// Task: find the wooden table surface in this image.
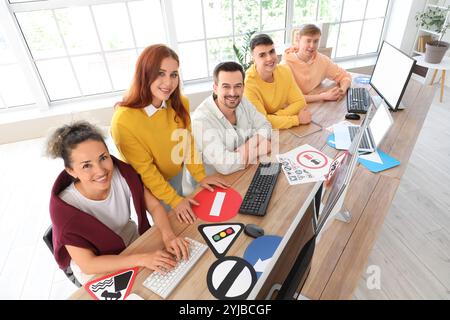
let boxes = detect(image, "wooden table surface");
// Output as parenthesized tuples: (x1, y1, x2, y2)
(70, 76, 435, 300)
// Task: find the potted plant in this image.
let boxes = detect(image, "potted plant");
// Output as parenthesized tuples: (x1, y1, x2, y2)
(233, 30, 256, 71)
(415, 5, 450, 63)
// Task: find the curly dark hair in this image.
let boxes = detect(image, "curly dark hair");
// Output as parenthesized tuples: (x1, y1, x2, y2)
(46, 121, 106, 168)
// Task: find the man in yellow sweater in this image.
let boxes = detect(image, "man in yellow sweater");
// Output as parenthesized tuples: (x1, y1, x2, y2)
(282, 24, 352, 103)
(244, 34, 311, 130)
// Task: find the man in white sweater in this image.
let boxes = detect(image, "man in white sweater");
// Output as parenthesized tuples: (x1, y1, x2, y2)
(191, 61, 272, 175)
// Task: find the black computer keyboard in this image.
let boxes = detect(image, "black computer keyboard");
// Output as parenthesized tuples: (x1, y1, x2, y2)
(347, 87, 370, 113)
(239, 162, 281, 216)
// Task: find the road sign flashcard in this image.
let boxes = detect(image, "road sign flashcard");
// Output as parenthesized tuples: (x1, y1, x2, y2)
(276, 144, 333, 185)
(193, 187, 242, 222)
(207, 256, 257, 300)
(85, 267, 138, 300)
(198, 223, 244, 258)
(243, 235, 282, 279)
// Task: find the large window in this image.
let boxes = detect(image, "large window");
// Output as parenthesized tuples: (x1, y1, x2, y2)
(308, 0, 390, 59)
(10, 0, 166, 102)
(173, 0, 287, 81)
(1, 0, 390, 110)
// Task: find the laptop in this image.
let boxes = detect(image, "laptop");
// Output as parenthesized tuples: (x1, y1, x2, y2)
(334, 101, 394, 153)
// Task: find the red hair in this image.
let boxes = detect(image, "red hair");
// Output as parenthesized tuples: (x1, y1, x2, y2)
(116, 44, 189, 128)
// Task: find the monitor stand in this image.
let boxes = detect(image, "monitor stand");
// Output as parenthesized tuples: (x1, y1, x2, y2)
(266, 284, 311, 300)
(335, 208, 352, 223)
(396, 102, 406, 110)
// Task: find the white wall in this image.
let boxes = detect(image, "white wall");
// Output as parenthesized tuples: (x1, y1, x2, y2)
(385, 0, 426, 52)
(0, 88, 211, 144)
(386, 0, 450, 87)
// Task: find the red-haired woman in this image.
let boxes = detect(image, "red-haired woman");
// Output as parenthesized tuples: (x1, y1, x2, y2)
(111, 44, 229, 224)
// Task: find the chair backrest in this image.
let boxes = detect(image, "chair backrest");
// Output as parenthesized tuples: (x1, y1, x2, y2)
(43, 225, 82, 288)
(43, 225, 54, 253)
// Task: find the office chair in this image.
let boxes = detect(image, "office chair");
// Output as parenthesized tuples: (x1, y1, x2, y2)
(43, 225, 82, 288)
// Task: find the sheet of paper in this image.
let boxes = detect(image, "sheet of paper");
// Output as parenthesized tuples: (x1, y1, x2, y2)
(276, 144, 332, 185)
(333, 124, 352, 150)
(359, 150, 383, 164)
(326, 120, 352, 132)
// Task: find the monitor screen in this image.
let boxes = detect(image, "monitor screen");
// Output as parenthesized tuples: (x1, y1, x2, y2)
(316, 105, 374, 233)
(370, 41, 416, 111)
(273, 182, 324, 300)
(247, 181, 323, 300)
(369, 101, 393, 146)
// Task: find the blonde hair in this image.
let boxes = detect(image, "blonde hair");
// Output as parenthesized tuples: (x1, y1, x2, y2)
(299, 24, 322, 37)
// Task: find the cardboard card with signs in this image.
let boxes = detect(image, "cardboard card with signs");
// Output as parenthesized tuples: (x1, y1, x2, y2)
(207, 256, 257, 300)
(192, 187, 242, 223)
(276, 144, 333, 185)
(198, 223, 244, 258)
(85, 267, 138, 300)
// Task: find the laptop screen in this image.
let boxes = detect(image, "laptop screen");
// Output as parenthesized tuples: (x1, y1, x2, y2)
(369, 102, 393, 146)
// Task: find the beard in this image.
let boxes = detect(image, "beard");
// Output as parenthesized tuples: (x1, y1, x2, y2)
(222, 95, 241, 109)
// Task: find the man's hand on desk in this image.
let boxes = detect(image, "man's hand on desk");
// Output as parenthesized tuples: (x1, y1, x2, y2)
(298, 107, 312, 125)
(257, 136, 272, 156)
(163, 234, 190, 261)
(320, 86, 346, 101)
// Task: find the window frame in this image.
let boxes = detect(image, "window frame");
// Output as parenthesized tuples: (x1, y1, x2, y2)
(1, 0, 392, 112)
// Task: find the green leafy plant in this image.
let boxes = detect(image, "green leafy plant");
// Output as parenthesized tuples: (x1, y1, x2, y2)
(415, 5, 450, 44)
(233, 30, 256, 71)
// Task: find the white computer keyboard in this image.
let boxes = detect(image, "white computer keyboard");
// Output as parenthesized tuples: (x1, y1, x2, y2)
(142, 237, 208, 299)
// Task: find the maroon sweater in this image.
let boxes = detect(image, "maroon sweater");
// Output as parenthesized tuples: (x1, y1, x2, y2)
(50, 156, 150, 270)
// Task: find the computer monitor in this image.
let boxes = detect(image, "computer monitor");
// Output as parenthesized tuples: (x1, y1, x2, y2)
(246, 181, 324, 300)
(247, 108, 373, 300)
(316, 104, 374, 235)
(370, 41, 416, 111)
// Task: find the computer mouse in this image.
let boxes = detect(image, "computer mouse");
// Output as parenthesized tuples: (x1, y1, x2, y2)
(345, 113, 361, 120)
(244, 224, 264, 238)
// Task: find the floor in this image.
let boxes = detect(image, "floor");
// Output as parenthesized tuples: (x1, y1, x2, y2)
(353, 89, 450, 299)
(0, 90, 449, 300)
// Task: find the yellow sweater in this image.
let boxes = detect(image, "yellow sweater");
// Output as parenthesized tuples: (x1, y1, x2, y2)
(244, 64, 307, 129)
(111, 96, 206, 208)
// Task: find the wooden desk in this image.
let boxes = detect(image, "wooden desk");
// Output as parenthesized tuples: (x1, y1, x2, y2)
(70, 78, 435, 300)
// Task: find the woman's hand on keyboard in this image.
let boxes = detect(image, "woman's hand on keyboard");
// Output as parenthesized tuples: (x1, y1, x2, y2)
(141, 250, 178, 274)
(163, 236, 190, 261)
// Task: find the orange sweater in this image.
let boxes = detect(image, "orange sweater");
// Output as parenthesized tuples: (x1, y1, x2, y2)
(282, 47, 352, 94)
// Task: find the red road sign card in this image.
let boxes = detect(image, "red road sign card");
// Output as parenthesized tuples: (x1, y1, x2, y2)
(193, 187, 242, 222)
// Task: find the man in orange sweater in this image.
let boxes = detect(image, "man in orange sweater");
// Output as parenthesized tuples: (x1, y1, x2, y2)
(282, 24, 352, 103)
